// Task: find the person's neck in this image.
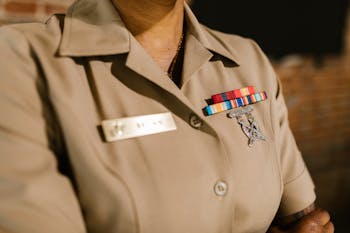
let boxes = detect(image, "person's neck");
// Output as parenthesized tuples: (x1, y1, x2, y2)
(111, 0, 185, 73)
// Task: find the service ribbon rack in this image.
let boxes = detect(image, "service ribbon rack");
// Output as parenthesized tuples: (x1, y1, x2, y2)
(204, 86, 268, 116)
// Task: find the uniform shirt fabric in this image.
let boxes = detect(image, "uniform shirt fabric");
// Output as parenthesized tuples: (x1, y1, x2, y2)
(0, 0, 316, 232)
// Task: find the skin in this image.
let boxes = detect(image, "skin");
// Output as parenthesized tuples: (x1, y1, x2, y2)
(268, 207, 334, 233)
(111, 0, 184, 73)
(111, 1, 334, 232)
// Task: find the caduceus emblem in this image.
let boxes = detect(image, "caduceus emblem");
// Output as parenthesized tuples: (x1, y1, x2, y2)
(228, 106, 266, 147)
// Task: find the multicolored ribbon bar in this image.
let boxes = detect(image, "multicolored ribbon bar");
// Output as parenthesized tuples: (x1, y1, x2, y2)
(205, 91, 267, 116)
(211, 86, 256, 104)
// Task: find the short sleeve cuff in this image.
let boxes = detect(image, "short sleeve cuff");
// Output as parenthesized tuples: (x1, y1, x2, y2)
(278, 167, 316, 217)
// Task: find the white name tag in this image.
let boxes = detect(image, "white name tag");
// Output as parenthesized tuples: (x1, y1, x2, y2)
(101, 112, 177, 142)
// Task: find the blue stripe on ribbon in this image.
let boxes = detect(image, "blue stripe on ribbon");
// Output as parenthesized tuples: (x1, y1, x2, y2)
(221, 93, 227, 101)
(225, 101, 232, 110)
(245, 95, 251, 104)
(236, 98, 243, 107)
(206, 106, 213, 115)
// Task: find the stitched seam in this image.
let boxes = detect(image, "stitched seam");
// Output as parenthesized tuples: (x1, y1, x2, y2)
(284, 166, 306, 186)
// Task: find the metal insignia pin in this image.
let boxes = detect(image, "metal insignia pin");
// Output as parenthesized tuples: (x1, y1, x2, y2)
(227, 106, 266, 147)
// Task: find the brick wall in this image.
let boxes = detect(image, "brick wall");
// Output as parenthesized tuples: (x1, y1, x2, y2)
(0, 0, 349, 230)
(272, 10, 350, 230)
(275, 55, 350, 226)
(0, 0, 73, 24)
(275, 14, 350, 157)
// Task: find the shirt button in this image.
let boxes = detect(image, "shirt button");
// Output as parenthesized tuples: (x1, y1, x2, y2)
(214, 180, 228, 197)
(189, 114, 203, 129)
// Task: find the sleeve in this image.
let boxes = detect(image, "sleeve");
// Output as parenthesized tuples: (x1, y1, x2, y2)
(271, 76, 316, 217)
(0, 27, 87, 233)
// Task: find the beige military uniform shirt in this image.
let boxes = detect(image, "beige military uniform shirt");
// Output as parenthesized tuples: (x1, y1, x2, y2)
(0, 0, 316, 232)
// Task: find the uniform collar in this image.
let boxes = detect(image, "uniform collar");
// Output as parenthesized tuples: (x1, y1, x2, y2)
(58, 0, 240, 65)
(59, 0, 129, 56)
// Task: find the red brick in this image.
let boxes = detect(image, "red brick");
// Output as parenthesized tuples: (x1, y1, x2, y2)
(45, 4, 67, 15)
(4, 1, 37, 14)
